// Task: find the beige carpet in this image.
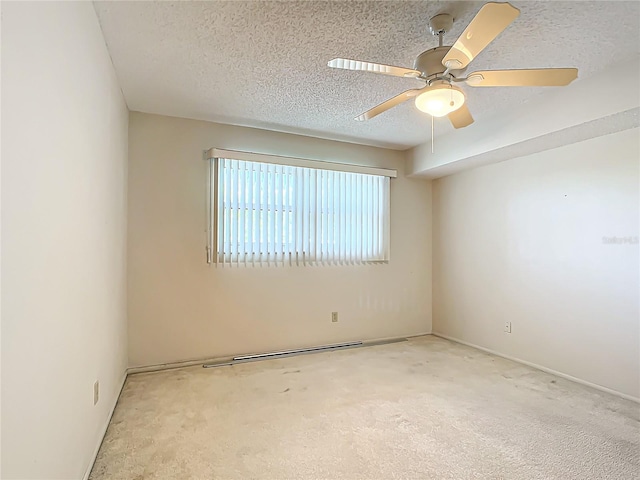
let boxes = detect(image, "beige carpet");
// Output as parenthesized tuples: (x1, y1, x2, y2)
(90, 335, 640, 479)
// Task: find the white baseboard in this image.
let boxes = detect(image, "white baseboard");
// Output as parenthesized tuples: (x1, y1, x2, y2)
(127, 331, 433, 375)
(432, 332, 640, 404)
(82, 372, 128, 480)
(127, 356, 233, 375)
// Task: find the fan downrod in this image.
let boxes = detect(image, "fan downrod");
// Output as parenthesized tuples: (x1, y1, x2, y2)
(428, 13, 453, 46)
(413, 14, 457, 79)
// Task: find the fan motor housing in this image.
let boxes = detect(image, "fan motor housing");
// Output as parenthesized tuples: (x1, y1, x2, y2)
(414, 46, 465, 79)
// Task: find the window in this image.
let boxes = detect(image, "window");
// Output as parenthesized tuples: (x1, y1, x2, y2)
(207, 150, 394, 266)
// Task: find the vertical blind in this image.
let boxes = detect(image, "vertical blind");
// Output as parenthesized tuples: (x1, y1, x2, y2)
(211, 157, 391, 266)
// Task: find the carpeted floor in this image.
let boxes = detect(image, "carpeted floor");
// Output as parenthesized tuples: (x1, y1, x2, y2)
(89, 335, 639, 479)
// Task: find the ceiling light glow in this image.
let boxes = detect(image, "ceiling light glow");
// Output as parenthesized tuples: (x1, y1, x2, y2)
(415, 84, 465, 117)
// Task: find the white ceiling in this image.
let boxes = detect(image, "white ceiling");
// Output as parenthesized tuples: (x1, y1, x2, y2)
(94, 1, 640, 150)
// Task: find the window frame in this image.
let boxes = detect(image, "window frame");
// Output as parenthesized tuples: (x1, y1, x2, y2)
(205, 149, 396, 266)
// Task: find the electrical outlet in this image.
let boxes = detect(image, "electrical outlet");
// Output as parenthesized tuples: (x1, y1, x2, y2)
(93, 381, 99, 405)
(331, 312, 338, 323)
(504, 321, 512, 334)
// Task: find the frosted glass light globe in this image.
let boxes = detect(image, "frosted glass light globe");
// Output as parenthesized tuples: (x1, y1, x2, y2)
(415, 84, 465, 117)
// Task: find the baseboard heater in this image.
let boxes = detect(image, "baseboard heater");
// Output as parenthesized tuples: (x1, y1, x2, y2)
(202, 337, 406, 368)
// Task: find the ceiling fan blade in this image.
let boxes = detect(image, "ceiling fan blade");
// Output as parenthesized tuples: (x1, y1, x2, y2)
(466, 68, 578, 87)
(442, 2, 520, 70)
(356, 87, 429, 121)
(448, 104, 474, 129)
(328, 58, 421, 78)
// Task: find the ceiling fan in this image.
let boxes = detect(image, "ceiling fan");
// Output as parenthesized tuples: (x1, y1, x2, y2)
(328, 2, 578, 129)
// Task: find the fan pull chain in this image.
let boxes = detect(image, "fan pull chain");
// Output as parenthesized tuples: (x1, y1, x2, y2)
(431, 114, 434, 154)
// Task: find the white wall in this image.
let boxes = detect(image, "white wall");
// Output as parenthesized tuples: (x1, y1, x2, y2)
(128, 112, 432, 368)
(1, 3, 128, 479)
(432, 128, 640, 399)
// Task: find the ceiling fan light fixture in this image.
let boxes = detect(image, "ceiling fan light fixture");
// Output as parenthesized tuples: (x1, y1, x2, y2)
(414, 84, 465, 117)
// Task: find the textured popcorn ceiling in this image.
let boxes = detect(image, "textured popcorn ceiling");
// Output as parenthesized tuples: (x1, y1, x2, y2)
(94, 1, 640, 150)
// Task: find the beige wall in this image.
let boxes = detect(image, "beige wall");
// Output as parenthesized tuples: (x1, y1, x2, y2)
(128, 112, 432, 368)
(432, 128, 640, 399)
(1, 3, 128, 478)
